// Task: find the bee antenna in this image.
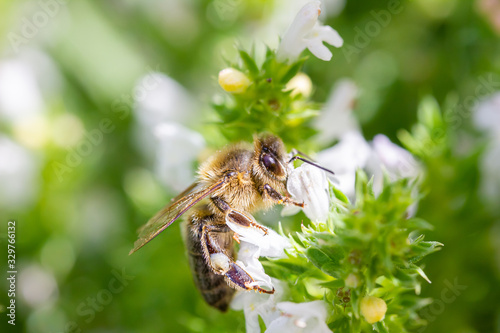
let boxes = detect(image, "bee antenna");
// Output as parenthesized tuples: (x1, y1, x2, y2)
(288, 156, 335, 175)
(290, 148, 315, 161)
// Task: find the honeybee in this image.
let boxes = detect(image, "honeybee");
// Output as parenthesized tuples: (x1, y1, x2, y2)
(130, 134, 331, 311)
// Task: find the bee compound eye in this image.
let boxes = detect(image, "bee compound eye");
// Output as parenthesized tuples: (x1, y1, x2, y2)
(262, 153, 276, 169)
(261, 153, 284, 177)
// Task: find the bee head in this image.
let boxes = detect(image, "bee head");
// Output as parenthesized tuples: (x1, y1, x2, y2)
(253, 134, 288, 182)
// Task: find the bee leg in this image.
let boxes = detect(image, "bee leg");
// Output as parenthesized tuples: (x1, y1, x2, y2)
(225, 262, 274, 294)
(200, 225, 274, 294)
(211, 197, 269, 235)
(262, 184, 304, 208)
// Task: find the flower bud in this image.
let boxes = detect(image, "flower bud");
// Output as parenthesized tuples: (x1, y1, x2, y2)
(286, 72, 312, 97)
(218, 68, 252, 93)
(345, 273, 360, 288)
(360, 296, 387, 324)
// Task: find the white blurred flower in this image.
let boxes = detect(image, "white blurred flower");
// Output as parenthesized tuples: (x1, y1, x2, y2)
(314, 79, 359, 143)
(369, 134, 421, 216)
(0, 59, 45, 122)
(370, 134, 421, 180)
(154, 122, 205, 192)
(266, 300, 332, 333)
(317, 131, 372, 198)
(133, 73, 205, 192)
(474, 93, 500, 204)
(282, 164, 330, 222)
(0, 136, 39, 209)
(133, 72, 198, 160)
(316, 131, 420, 209)
(19, 265, 58, 308)
(134, 72, 196, 127)
(277, 1, 343, 62)
(478, 142, 500, 203)
(474, 92, 500, 136)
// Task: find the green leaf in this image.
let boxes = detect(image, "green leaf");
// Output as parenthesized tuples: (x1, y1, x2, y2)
(406, 218, 434, 230)
(239, 49, 259, 77)
(280, 58, 306, 84)
(305, 245, 345, 278)
(320, 279, 345, 289)
(330, 182, 350, 205)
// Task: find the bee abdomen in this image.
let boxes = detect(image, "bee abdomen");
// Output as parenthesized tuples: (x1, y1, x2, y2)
(186, 211, 236, 312)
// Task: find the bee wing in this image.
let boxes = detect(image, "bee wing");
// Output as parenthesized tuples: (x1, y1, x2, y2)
(129, 179, 226, 254)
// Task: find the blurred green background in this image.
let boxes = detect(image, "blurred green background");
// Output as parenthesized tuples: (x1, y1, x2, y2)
(0, 0, 499, 332)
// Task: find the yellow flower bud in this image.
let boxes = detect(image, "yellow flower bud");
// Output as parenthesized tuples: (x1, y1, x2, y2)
(360, 296, 387, 324)
(218, 68, 252, 93)
(285, 72, 312, 97)
(345, 273, 360, 288)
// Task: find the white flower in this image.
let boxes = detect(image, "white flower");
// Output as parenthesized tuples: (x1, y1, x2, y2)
(19, 264, 58, 308)
(231, 277, 285, 333)
(478, 141, 500, 204)
(226, 215, 291, 258)
(0, 136, 39, 209)
(474, 93, 500, 205)
(314, 79, 359, 143)
(0, 59, 45, 122)
(265, 300, 332, 333)
(134, 72, 196, 127)
(317, 131, 372, 199)
(235, 243, 274, 290)
(229, 231, 290, 333)
(133, 72, 199, 163)
(282, 164, 330, 222)
(474, 92, 500, 139)
(277, 1, 343, 62)
(154, 122, 205, 192)
(316, 131, 421, 212)
(369, 134, 421, 182)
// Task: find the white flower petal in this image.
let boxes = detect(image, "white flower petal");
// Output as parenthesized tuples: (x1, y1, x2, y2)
(226, 216, 291, 258)
(317, 131, 372, 174)
(314, 25, 343, 47)
(277, 1, 342, 62)
(266, 301, 332, 333)
(280, 204, 302, 217)
(371, 134, 420, 179)
(304, 37, 333, 61)
(317, 131, 372, 200)
(314, 79, 359, 143)
(232, 243, 273, 291)
(287, 164, 330, 222)
(277, 300, 327, 318)
(231, 278, 286, 333)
